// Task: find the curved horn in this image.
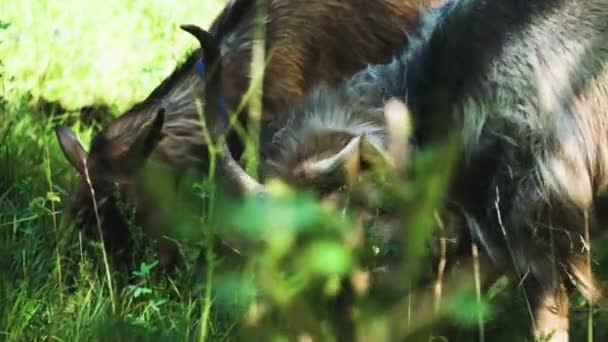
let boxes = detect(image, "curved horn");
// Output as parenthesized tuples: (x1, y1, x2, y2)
(180, 24, 224, 133)
(181, 24, 264, 196)
(218, 141, 265, 195)
(180, 24, 221, 66)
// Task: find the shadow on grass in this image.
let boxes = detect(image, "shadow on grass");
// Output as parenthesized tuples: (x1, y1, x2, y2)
(34, 96, 115, 127)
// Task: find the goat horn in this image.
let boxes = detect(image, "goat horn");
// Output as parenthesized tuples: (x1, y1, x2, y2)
(181, 24, 263, 197)
(217, 141, 266, 196)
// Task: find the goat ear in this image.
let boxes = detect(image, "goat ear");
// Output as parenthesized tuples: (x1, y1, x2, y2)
(105, 109, 165, 181)
(299, 135, 395, 186)
(55, 126, 88, 175)
(126, 108, 165, 163)
(298, 136, 362, 185)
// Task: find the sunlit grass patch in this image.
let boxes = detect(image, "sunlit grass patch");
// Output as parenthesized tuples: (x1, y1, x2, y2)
(0, 0, 224, 110)
(0, 1, 228, 340)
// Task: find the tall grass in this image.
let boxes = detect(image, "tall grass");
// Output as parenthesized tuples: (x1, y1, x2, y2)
(1, 1, 607, 341)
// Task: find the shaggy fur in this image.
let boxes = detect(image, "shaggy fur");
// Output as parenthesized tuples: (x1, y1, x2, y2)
(124, 0, 427, 167)
(57, 0, 435, 269)
(262, 1, 608, 340)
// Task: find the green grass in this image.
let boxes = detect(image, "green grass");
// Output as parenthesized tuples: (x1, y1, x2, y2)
(1, 1, 608, 341)
(0, 1, 228, 340)
(1, 0, 223, 109)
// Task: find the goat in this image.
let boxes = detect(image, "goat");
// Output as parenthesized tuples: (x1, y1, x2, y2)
(55, 0, 436, 269)
(222, 0, 608, 340)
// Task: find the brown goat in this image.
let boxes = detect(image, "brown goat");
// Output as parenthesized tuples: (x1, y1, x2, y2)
(55, 0, 435, 269)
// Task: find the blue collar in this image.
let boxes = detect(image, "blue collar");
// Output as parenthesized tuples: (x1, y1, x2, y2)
(195, 58, 229, 126)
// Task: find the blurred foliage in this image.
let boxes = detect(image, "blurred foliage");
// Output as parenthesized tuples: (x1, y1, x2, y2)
(1, 0, 608, 341)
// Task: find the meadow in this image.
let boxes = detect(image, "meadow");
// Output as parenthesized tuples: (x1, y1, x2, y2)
(1, 1, 607, 341)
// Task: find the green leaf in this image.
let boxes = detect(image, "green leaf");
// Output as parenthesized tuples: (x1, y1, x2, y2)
(446, 290, 492, 326)
(127, 285, 152, 298)
(46, 191, 61, 203)
(303, 240, 352, 276)
(133, 260, 159, 277)
(213, 273, 258, 314)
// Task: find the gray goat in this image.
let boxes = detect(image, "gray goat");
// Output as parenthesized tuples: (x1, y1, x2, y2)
(221, 1, 608, 340)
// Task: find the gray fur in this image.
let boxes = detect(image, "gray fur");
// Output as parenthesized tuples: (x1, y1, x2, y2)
(264, 0, 608, 339)
(264, 9, 439, 177)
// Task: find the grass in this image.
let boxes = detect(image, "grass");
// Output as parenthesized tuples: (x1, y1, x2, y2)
(1, 1, 228, 340)
(1, 0, 608, 341)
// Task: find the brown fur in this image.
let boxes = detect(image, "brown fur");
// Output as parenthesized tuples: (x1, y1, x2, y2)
(56, 0, 435, 269)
